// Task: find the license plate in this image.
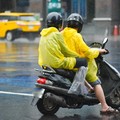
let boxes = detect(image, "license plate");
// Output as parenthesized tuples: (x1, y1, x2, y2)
(29, 25, 34, 29)
(33, 88, 45, 98)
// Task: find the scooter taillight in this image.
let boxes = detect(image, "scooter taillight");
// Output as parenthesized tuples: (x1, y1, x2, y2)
(37, 78, 47, 84)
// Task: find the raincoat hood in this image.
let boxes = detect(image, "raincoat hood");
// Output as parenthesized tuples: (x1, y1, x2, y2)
(40, 27, 58, 36)
(61, 27, 77, 41)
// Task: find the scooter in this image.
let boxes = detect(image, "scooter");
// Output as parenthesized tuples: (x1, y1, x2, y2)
(31, 38, 120, 115)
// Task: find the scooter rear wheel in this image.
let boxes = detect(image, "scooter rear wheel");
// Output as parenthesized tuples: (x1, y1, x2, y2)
(37, 92, 60, 115)
(107, 84, 120, 108)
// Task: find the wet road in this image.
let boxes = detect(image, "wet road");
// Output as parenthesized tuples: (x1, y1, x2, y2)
(0, 37, 120, 120)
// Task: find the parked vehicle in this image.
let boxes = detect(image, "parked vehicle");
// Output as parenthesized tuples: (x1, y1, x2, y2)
(31, 38, 120, 115)
(0, 11, 41, 41)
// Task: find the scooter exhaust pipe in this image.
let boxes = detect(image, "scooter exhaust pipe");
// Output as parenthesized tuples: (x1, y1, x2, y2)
(45, 93, 67, 107)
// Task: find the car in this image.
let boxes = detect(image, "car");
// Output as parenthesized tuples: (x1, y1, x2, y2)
(0, 11, 41, 41)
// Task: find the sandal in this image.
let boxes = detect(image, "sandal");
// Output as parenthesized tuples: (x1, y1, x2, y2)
(100, 107, 119, 114)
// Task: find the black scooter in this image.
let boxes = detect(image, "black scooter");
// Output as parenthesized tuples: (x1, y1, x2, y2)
(31, 38, 120, 115)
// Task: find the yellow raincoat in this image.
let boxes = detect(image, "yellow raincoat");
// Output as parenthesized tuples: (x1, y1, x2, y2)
(61, 27, 100, 82)
(38, 27, 80, 70)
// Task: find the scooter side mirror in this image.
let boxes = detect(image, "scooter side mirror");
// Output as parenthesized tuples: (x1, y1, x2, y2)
(102, 37, 108, 49)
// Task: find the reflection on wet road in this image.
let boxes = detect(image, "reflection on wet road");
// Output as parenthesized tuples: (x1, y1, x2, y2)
(0, 37, 120, 120)
(0, 41, 39, 94)
(40, 113, 120, 120)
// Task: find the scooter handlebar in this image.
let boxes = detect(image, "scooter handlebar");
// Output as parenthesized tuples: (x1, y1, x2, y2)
(100, 49, 109, 55)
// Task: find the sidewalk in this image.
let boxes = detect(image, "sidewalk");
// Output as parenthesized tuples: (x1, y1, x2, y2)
(82, 22, 110, 35)
(81, 22, 120, 43)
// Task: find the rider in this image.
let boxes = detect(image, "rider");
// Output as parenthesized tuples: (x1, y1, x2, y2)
(38, 12, 87, 76)
(61, 13, 119, 114)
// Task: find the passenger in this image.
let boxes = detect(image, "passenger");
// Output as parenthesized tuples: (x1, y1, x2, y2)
(61, 13, 119, 114)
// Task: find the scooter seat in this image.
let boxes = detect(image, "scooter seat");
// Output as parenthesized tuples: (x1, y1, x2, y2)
(54, 68, 75, 81)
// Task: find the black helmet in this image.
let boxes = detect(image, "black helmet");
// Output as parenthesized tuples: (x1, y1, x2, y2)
(67, 13, 84, 33)
(46, 12, 62, 30)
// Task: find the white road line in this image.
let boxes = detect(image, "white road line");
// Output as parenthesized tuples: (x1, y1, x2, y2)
(0, 91, 33, 97)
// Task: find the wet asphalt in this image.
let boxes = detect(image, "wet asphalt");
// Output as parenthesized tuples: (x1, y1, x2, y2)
(0, 35, 120, 120)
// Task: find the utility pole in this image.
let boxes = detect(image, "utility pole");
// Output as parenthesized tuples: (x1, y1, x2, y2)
(13, 0, 16, 11)
(41, 0, 47, 28)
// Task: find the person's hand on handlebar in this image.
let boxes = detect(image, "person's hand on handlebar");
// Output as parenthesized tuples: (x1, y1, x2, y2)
(99, 49, 109, 55)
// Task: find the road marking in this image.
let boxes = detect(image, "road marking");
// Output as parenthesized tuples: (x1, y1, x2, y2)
(0, 91, 33, 97)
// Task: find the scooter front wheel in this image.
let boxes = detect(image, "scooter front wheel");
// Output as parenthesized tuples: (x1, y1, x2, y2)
(37, 92, 60, 115)
(107, 84, 120, 108)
